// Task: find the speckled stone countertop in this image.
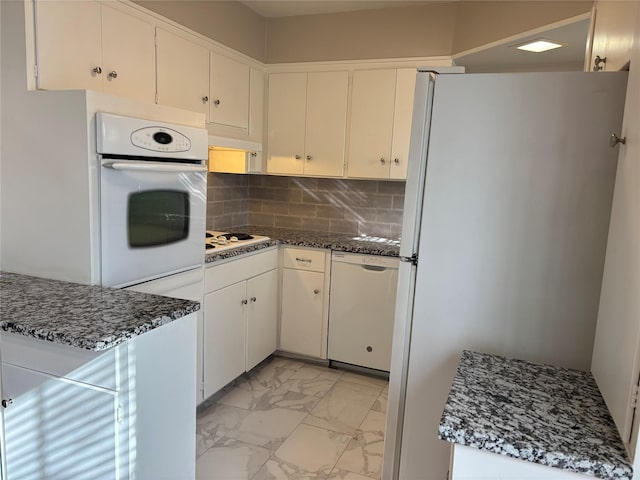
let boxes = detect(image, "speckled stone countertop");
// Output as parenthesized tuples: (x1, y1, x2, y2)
(439, 350, 632, 480)
(205, 226, 400, 264)
(0, 271, 200, 351)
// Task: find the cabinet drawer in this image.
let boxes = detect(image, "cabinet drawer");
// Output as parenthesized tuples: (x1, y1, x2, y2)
(283, 247, 326, 272)
(205, 247, 278, 293)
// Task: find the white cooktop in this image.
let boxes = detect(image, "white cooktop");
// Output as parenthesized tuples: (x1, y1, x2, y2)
(205, 230, 270, 253)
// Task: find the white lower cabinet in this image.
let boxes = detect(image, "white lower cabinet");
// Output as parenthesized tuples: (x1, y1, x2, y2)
(279, 247, 330, 359)
(203, 248, 278, 398)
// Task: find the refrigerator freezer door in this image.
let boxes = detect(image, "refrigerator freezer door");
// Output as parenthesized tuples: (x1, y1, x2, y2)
(395, 72, 627, 480)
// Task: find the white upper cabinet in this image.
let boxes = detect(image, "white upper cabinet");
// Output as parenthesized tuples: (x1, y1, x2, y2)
(34, 1, 155, 103)
(101, 4, 155, 103)
(347, 68, 416, 180)
(267, 71, 348, 177)
(249, 68, 265, 142)
(156, 28, 210, 116)
(34, 0, 103, 91)
(589, 1, 640, 71)
(210, 53, 250, 129)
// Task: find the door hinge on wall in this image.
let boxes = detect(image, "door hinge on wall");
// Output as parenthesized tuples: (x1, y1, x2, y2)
(116, 404, 124, 424)
(33, 64, 38, 79)
(631, 383, 640, 409)
(155, 92, 159, 104)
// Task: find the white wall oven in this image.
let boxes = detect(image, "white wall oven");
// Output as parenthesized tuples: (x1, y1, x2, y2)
(97, 113, 208, 288)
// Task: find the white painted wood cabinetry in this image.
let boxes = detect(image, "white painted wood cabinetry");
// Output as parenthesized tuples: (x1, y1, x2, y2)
(279, 247, 330, 358)
(589, 1, 640, 72)
(156, 27, 209, 116)
(347, 68, 416, 180)
(210, 52, 250, 130)
(203, 248, 278, 398)
(34, 1, 155, 103)
(267, 71, 348, 177)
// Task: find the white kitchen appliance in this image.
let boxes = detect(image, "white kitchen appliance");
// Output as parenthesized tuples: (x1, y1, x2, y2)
(205, 230, 271, 253)
(383, 70, 628, 479)
(328, 252, 398, 371)
(97, 113, 208, 288)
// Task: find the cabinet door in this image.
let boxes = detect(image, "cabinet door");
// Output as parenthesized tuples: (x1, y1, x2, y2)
(280, 269, 324, 358)
(249, 68, 265, 143)
(210, 53, 250, 129)
(246, 269, 279, 371)
(347, 69, 396, 179)
(304, 71, 349, 177)
(390, 68, 417, 180)
(267, 72, 307, 175)
(204, 281, 246, 398)
(101, 5, 155, 104)
(590, 1, 639, 71)
(156, 28, 209, 116)
(34, 0, 103, 91)
(2, 364, 119, 479)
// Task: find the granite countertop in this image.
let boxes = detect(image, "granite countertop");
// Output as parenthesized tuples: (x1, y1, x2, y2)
(0, 271, 200, 351)
(439, 350, 632, 480)
(205, 225, 400, 264)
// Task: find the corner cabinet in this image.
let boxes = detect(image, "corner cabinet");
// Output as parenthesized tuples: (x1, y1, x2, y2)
(589, 1, 640, 72)
(279, 247, 330, 359)
(34, 0, 155, 104)
(203, 248, 278, 398)
(347, 68, 416, 180)
(267, 71, 348, 177)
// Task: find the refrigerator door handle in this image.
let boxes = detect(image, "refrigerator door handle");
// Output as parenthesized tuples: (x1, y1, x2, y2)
(399, 254, 418, 266)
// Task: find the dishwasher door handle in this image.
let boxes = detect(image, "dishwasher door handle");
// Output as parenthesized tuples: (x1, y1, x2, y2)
(362, 265, 388, 272)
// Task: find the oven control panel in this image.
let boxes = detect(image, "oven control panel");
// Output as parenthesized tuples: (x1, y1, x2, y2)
(131, 127, 191, 152)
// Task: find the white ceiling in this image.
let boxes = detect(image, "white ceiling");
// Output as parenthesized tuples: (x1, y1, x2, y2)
(240, 0, 441, 18)
(454, 18, 590, 72)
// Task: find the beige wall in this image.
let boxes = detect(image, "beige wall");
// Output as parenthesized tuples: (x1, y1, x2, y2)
(265, 3, 458, 63)
(453, 1, 593, 54)
(133, 0, 266, 62)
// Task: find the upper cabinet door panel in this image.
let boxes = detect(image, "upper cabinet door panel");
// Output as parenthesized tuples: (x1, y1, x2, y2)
(267, 72, 307, 175)
(249, 68, 265, 143)
(210, 53, 250, 129)
(156, 28, 209, 116)
(101, 5, 155, 104)
(390, 68, 417, 180)
(34, 0, 103, 91)
(590, 1, 639, 71)
(304, 71, 348, 177)
(347, 69, 396, 179)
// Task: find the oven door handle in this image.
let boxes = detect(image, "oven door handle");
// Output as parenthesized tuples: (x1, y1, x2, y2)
(103, 162, 207, 173)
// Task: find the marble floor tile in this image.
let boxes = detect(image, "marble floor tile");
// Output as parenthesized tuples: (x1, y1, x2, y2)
(253, 424, 351, 479)
(195, 439, 269, 480)
(219, 385, 321, 413)
(279, 365, 343, 397)
(269, 356, 307, 371)
(236, 362, 298, 392)
(371, 388, 388, 414)
(339, 372, 388, 391)
(303, 381, 381, 435)
(232, 407, 307, 451)
(334, 411, 386, 479)
(196, 404, 251, 457)
(327, 468, 373, 480)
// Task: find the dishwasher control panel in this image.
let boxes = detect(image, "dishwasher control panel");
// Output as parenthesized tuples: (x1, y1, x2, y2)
(332, 252, 399, 269)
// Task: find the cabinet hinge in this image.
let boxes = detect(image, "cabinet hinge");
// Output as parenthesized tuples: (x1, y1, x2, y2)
(116, 404, 124, 424)
(631, 384, 639, 409)
(33, 64, 38, 79)
(155, 92, 158, 104)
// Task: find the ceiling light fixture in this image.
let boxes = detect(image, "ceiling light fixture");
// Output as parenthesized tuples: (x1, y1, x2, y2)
(515, 39, 563, 53)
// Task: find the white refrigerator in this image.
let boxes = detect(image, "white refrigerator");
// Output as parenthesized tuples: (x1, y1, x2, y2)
(383, 70, 628, 480)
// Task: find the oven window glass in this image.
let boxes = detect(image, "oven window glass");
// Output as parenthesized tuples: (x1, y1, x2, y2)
(128, 190, 189, 247)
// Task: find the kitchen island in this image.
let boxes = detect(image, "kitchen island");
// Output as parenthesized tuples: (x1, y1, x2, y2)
(439, 350, 632, 480)
(0, 271, 200, 479)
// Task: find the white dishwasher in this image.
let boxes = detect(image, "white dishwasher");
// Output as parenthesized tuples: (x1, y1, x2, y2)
(328, 252, 399, 371)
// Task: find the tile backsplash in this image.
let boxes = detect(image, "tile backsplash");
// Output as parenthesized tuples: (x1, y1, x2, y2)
(207, 173, 405, 239)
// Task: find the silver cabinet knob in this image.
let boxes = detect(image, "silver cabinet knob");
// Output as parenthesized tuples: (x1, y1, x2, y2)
(380, 157, 386, 165)
(610, 132, 627, 148)
(295, 155, 301, 160)
(593, 55, 607, 71)
(92, 66, 102, 75)
(241, 299, 248, 305)
(214, 99, 221, 106)
(313, 289, 320, 294)
(1, 398, 13, 408)
(306, 155, 312, 161)
(394, 158, 400, 165)
(108, 70, 118, 79)
(250, 297, 257, 303)
(202, 96, 209, 104)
